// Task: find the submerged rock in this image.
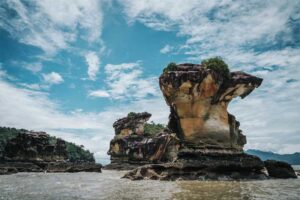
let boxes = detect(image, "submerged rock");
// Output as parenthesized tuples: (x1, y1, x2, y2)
(0, 166, 18, 175)
(45, 162, 102, 173)
(0, 161, 102, 174)
(264, 160, 297, 178)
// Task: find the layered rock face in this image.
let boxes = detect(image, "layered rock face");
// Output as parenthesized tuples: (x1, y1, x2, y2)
(124, 63, 297, 180)
(3, 131, 68, 162)
(123, 153, 267, 180)
(0, 130, 102, 175)
(105, 112, 180, 170)
(159, 64, 262, 152)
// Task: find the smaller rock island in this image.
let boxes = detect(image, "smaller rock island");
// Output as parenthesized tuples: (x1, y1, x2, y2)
(111, 58, 297, 180)
(0, 127, 102, 175)
(105, 112, 180, 170)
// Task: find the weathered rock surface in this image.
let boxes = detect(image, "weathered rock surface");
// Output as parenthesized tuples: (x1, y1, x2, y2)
(159, 64, 262, 151)
(123, 153, 267, 180)
(3, 131, 68, 162)
(113, 112, 151, 136)
(44, 162, 102, 173)
(0, 161, 102, 174)
(105, 112, 180, 170)
(123, 62, 297, 180)
(264, 160, 297, 178)
(0, 130, 102, 175)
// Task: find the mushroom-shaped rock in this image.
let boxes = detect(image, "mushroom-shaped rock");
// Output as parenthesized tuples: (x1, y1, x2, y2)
(159, 63, 262, 151)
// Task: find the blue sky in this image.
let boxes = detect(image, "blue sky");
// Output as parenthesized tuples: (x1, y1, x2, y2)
(0, 0, 300, 164)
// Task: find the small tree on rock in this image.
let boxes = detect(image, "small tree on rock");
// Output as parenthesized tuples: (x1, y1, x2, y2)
(201, 57, 230, 78)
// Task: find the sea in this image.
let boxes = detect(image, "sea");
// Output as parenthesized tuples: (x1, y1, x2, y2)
(0, 166, 299, 200)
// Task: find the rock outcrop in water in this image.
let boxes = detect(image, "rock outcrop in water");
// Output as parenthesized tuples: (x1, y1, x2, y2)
(105, 112, 180, 170)
(0, 129, 102, 175)
(123, 60, 297, 180)
(264, 160, 297, 178)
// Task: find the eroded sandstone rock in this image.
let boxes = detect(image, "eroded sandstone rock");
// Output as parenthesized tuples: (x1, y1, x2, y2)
(159, 63, 262, 151)
(106, 112, 180, 170)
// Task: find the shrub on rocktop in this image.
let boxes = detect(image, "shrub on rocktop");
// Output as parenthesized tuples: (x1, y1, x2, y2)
(201, 57, 230, 78)
(144, 121, 165, 136)
(163, 62, 177, 73)
(127, 112, 137, 118)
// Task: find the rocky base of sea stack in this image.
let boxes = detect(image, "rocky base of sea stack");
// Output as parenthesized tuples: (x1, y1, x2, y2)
(104, 160, 152, 170)
(123, 152, 297, 181)
(0, 161, 102, 175)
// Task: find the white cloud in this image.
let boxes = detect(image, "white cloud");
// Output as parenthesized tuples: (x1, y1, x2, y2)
(85, 52, 100, 81)
(42, 72, 64, 85)
(103, 62, 158, 99)
(119, 0, 299, 60)
(19, 83, 42, 91)
(23, 62, 43, 73)
(10, 61, 43, 73)
(160, 44, 173, 54)
(0, 0, 103, 54)
(105, 62, 140, 73)
(89, 90, 110, 98)
(88, 62, 158, 100)
(0, 70, 7, 78)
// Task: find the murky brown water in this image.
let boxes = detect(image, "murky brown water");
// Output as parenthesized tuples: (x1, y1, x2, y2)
(0, 170, 299, 200)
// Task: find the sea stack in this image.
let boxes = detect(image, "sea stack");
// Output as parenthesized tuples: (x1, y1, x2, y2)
(123, 60, 297, 180)
(159, 63, 262, 152)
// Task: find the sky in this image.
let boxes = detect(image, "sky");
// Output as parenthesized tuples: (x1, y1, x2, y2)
(0, 0, 299, 164)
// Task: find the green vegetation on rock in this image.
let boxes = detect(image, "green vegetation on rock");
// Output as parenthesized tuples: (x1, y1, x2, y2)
(0, 127, 95, 162)
(127, 112, 137, 118)
(0, 127, 20, 154)
(144, 121, 165, 136)
(201, 57, 230, 78)
(66, 142, 95, 162)
(163, 62, 177, 73)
